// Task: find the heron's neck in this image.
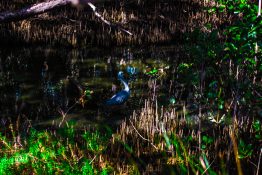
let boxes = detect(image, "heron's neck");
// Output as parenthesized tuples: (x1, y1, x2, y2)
(120, 78, 129, 92)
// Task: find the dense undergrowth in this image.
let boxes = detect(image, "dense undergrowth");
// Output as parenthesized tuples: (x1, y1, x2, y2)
(0, 0, 261, 174)
(0, 99, 261, 174)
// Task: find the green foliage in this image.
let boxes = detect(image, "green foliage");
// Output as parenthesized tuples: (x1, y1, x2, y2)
(0, 1, 261, 174)
(183, 0, 261, 116)
(218, 0, 261, 69)
(201, 135, 214, 150)
(145, 67, 158, 76)
(169, 97, 176, 105)
(238, 139, 253, 159)
(100, 168, 108, 175)
(0, 126, 112, 174)
(82, 160, 94, 175)
(168, 134, 217, 174)
(82, 128, 112, 153)
(177, 63, 193, 73)
(217, 1, 261, 111)
(84, 89, 93, 98)
(252, 119, 262, 140)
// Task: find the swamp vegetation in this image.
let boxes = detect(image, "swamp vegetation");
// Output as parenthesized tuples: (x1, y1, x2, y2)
(0, 0, 261, 174)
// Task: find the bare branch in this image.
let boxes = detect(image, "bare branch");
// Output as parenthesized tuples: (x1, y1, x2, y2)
(87, 2, 133, 36)
(129, 119, 158, 150)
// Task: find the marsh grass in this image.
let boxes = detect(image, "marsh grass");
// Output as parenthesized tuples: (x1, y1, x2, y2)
(0, 0, 229, 46)
(0, 0, 261, 174)
(112, 100, 260, 174)
(0, 118, 112, 174)
(0, 99, 261, 174)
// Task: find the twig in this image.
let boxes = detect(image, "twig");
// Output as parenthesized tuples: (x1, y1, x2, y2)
(58, 102, 78, 127)
(129, 119, 158, 150)
(248, 159, 257, 169)
(201, 158, 215, 175)
(254, 90, 262, 98)
(62, 16, 81, 23)
(256, 148, 262, 175)
(87, 2, 133, 36)
(89, 155, 97, 164)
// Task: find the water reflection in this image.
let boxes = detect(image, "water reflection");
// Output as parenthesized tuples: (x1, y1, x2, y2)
(0, 46, 180, 128)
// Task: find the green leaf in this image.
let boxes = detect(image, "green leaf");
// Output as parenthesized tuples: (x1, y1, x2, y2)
(218, 104, 223, 110)
(208, 7, 217, 13)
(209, 81, 218, 88)
(84, 89, 92, 97)
(238, 154, 245, 159)
(205, 23, 212, 29)
(240, 0, 247, 4)
(229, 26, 239, 33)
(255, 134, 262, 140)
(219, 5, 226, 12)
(169, 97, 176, 105)
(229, 43, 238, 51)
(253, 120, 261, 131)
(235, 34, 241, 41)
(246, 58, 256, 65)
(146, 68, 158, 75)
(100, 168, 108, 175)
(228, 5, 234, 10)
(248, 31, 257, 38)
(239, 4, 245, 10)
(82, 161, 94, 175)
(202, 135, 213, 144)
(239, 139, 245, 147)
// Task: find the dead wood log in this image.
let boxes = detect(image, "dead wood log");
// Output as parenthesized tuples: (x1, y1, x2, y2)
(0, 0, 74, 23)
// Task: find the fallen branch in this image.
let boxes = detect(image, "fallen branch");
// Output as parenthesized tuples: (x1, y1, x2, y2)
(0, 0, 72, 23)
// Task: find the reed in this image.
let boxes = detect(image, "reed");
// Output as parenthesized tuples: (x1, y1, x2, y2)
(110, 99, 261, 174)
(0, 0, 229, 46)
(0, 97, 260, 174)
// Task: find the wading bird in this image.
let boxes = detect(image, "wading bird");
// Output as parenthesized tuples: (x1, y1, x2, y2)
(106, 71, 130, 106)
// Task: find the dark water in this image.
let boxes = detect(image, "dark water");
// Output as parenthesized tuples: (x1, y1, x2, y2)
(0, 46, 183, 129)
